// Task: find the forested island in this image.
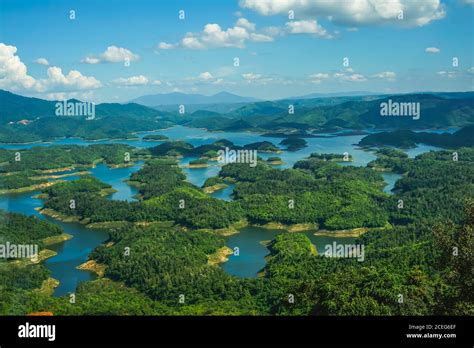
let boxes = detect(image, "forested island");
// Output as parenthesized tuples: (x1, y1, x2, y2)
(0, 137, 473, 315)
(359, 125, 474, 149)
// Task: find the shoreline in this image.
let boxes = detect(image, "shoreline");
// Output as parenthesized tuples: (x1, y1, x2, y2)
(203, 183, 228, 194)
(0, 181, 58, 195)
(255, 222, 319, 233)
(76, 259, 106, 277)
(208, 246, 233, 266)
(314, 227, 369, 237)
(37, 207, 87, 223)
(42, 233, 73, 246)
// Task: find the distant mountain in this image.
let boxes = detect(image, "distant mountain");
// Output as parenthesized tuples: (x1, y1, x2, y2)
(185, 93, 474, 132)
(0, 89, 56, 122)
(1, 89, 473, 143)
(130, 91, 260, 107)
(0, 89, 166, 123)
(416, 91, 474, 99)
(150, 102, 251, 114)
(0, 90, 174, 143)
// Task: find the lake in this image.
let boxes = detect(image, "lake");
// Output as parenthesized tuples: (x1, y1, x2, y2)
(0, 126, 438, 295)
(222, 226, 357, 278)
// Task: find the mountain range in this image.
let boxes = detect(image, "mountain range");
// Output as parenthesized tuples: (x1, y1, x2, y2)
(1, 89, 473, 143)
(129, 91, 260, 107)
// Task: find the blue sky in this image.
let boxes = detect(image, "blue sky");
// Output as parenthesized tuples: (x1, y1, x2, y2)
(0, 0, 473, 102)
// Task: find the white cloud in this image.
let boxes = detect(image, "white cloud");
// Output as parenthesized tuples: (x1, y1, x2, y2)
(83, 56, 101, 64)
(44, 66, 102, 91)
(437, 71, 458, 78)
(236, 18, 256, 31)
(462, 0, 474, 7)
(242, 73, 262, 81)
(285, 20, 332, 38)
(112, 75, 149, 86)
(334, 72, 367, 82)
(425, 47, 440, 54)
(0, 43, 37, 91)
(181, 36, 206, 49)
(309, 73, 330, 83)
(0, 43, 101, 93)
(240, 0, 445, 27)
(250, 33, 274, 42)
(185, 23, 250, 49)
(310, 68, 367, 83)
(468, 67, 474, 74)
(159, 18, 274, 50)
(34, 58, 49, 66)
(372, 71, 397, 80)
(198, 72, 214, 80)
(158, 42, 175, 50)
(262, 26, 284, 36)
(83, 46, 139, 64)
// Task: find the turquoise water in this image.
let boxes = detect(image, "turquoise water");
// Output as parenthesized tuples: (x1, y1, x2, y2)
(0, 161, 143, 296)
(210, 184, 235, 201)
(222, 226, 357, 278)
(0, 126, 432, 292)
(381, 172, 403, 194)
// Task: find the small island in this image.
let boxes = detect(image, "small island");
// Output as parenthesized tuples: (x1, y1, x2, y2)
(279, 137, 308, 151)
(266, 156, 285, 165)
(185, 158, 210, 168)
(142, 134, 169, 142)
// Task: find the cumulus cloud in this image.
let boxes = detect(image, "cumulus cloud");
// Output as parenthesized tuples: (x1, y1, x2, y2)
(242, 73, 262, 81)
(240, 73, 276, 85)
(240, 0, 445, 27)
(285, 20, 333, 38)
(158, 42, 175, 50)
(309, 73, 330, 83)
(0, 43, 101, 94)
(34, 58, 49, 66)
(468, 67, 474, 74)
(0, 43, 37, 91)
(236, 18, 256, 31)
(372, 71, 397, 80)
(250, 33, 274, 42)
(309, 69, 401, 84)
(112, 75, 149, 86)
(43, 66, 102, 91)
(334, 72, 367, 82)
(83, 46, 139, 64)
(462, 0, 474, 7)
(198, 72, 214, 80)
(425, 47, 440, 53)
(308, 69, 369, 83)
(157, 18, 274, 50)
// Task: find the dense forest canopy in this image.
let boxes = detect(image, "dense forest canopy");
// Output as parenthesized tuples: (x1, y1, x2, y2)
(0, 117, 472, 316)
